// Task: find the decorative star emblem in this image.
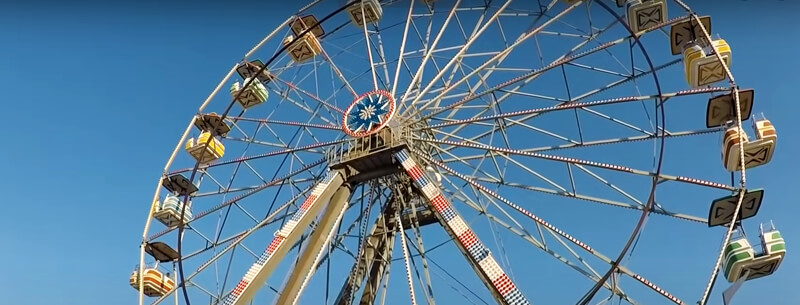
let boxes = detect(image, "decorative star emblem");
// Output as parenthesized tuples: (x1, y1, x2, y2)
(348, 96, 388, 132)
(343, 90, 395, 137)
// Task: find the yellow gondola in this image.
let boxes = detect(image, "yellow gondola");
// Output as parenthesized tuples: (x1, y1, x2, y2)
(721, 117, 776, 172)
(683, 38, 731, 87)
(185, 131, 225, 164)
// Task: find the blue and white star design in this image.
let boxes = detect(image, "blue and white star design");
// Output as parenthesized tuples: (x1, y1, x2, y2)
(347, 95, 389, 133)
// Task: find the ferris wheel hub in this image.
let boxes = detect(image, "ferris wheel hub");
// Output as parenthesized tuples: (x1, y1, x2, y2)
(342, 90, 396, 138)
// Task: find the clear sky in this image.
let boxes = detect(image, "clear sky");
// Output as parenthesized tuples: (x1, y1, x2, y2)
(0, 1, 797, 305)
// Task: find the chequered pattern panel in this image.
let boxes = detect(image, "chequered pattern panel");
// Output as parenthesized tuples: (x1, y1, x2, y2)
(393, 149, 531, 305)
(221, 171, 340, 305)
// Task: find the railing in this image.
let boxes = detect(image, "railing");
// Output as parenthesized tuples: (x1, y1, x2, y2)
(326, 126, 412, 165)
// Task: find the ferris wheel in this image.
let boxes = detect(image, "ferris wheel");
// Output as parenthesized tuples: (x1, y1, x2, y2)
(132, 1, 786, 305)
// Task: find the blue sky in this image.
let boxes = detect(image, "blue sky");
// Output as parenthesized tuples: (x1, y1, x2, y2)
(0, 1, 797, 305)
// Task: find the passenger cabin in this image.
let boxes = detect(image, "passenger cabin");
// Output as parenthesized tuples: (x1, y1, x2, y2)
(145, 242, 180, 263)
(347, 0, 383, 27)
(231, 77, 269, 109)
(130, 265, 175, 297)
(683, 38, 731, 88)
(669, 15, 711, 55)
(162, 174, 198, 197)
(154, 195, 193, 227)
(626, 0, 667, 33)
(723, 224, 786, 282)
(284, 33, 322, 64)
(707, 189, 764, 228)
(185, 131, 225, 164)
(705, 89, 754, 128)
(194, 112, 231, 137)
(290, 15, 325, 38)
(721, 117, 777, 172)
(236, 59, 275, 84)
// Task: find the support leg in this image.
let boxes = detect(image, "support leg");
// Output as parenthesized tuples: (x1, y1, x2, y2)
(275, 184, 354, 305)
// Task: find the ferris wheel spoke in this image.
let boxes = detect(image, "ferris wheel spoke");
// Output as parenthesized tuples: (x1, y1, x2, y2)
(185, 281, 221, 304)
(401, 1, 509, 115)
(321, 26, 399, 92)
(226, 116, 340, 131)
(149, 188, 311, 305)
(168, 140, 341, 177)
(406, 0, 579, 119)
(443, 189, 638, 303)
(318, 46, 359, 98)
(266, 85, 342, 127)
(195, 118, 300, 200)
(438, 178, 637, 304)
(357, 3, 379, 90)
(390, 0, 415, 99)
(568, 58, 681, 102)
(184, 178, 313, 199)
(432, 155, 687, 305)
(424, 139, 504, 184)
(370, 29, 394, 90)
(421, 14, 688, 122)
(416, 18, 623, 143)
(397, 0, 463, 115)
(418, 87, 730, 151)
(433, 39, 676, 141)
(250, 121, 318, 170)
(147, 159, 326, 241)
(221, 120, 334, 154)
(409, 2, 590, 120)
(422, 137, 735, 193)
(422, 145, 708, 225)
(274, 78, 346, 115)
(403, 17, 457, 101)
(438, 128, 720, 157)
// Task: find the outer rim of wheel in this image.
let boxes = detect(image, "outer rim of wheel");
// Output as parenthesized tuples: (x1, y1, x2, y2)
(577, 1, 670, 303)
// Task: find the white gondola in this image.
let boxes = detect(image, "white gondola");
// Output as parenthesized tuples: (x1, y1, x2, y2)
(683, 38, 731, 88)
(721, 116, 776, 172)
(130, 264, 175, 297)
(153, 195, 193, 227)
(626, 0, 667, 33)
(347, 0, 383, 27)
(230, 77, 269, 109)
(284, 33, 322, 64)
(185, 131, 225, 164)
